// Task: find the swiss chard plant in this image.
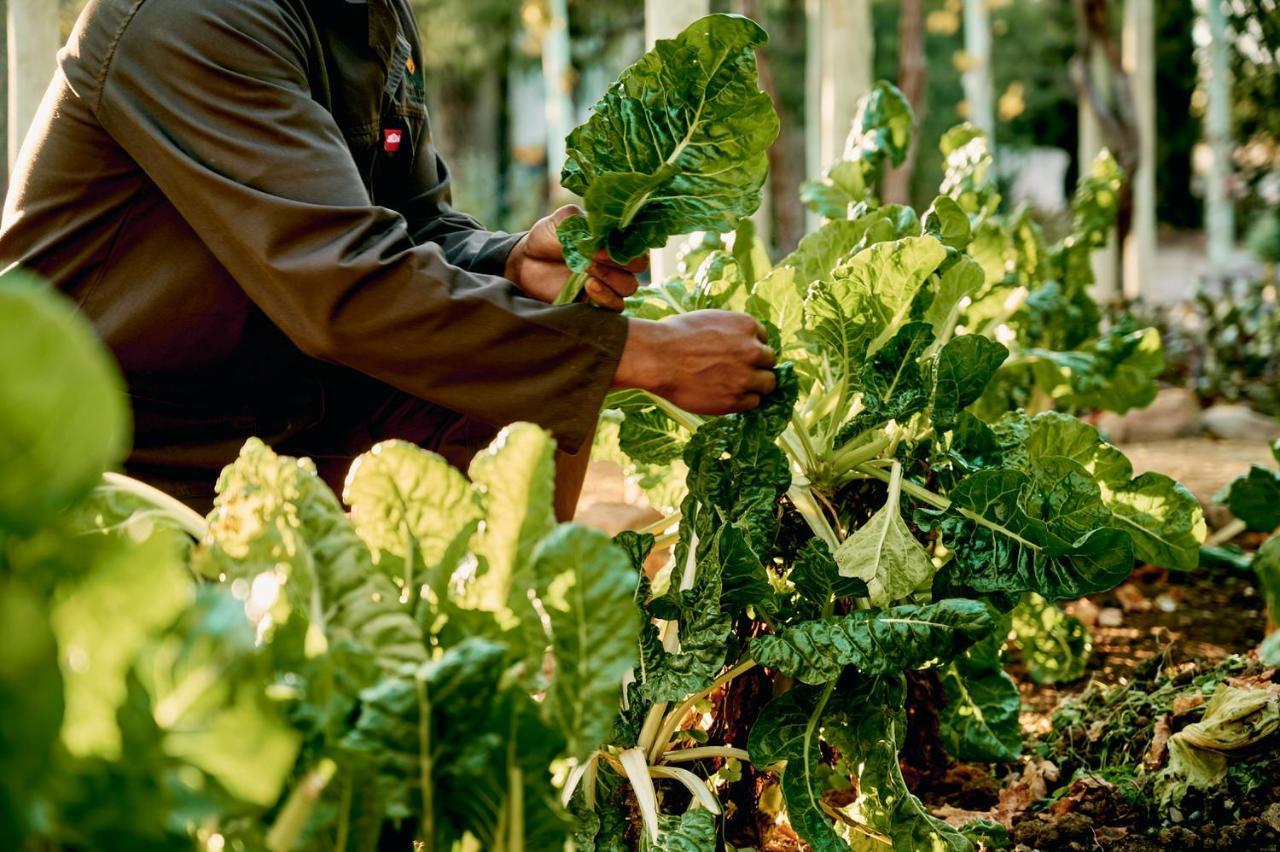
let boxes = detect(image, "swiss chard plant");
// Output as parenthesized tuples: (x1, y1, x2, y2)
(579, 76, 1205, 848)
(0, 271, 643, 851)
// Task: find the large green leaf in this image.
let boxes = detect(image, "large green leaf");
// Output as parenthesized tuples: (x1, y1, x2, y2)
(748, 686, 848, 851)
(854, 322, 936, 430)
(750, 599, 994, 684)
(0, 580, 64, 842)
(343, 440, 482, 596)
(939, 665, 1021, 763)
(531, 525, 641, 760)
(791, 539, 868, 608)
(1249, 536, 1280, 625)
(826, 676, 974, 851)
(1021, 413, 1204, 570)
(647, 808, 717, 851)
(923, 255, 985, 340)
(932, 335, 1009, 432)
(198, 439, 427, 672)
(466, 424, 558, 617)
(1010, 592, 1092, 685)
(138, 592, 300, 807)
(1219, 465, 1280, 532)
(922, 196, 973, 251)
(839, 237, 948, 353)
(557, 14, 778, 275)
(800, 81, 914, 216)
(833, 471, 935, 608)
(932, 463, 1134, 601)
(51, 528, 194, 760)
(0, 271, 130, 530)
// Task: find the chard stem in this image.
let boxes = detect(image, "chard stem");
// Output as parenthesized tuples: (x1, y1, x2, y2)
(642, 391, 705, 434)
(651, 658, 758, 763)
(553, 269, 591, 305)
(99, 472, 208, 539)
(660, 746, 751, 765)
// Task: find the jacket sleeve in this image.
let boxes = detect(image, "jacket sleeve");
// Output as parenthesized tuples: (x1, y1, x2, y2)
(92, 0, 627, 452)
(398, 143, 525, 277)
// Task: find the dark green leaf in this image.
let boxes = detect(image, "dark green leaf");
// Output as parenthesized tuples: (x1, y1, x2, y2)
(559, 14, 778, 270)
(932, 335, 1009, 431)
(751, 599, 994, 684)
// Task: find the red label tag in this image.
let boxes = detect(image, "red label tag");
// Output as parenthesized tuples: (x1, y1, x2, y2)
(383, 128, 403, 154)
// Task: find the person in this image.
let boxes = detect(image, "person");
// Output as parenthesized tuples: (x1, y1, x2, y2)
(0, 0, 777, 518)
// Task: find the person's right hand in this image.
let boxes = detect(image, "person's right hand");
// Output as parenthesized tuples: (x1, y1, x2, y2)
(613, 311, 778, 415)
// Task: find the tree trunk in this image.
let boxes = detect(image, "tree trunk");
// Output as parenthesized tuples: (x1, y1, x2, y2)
(962, 0, 994, 139)
(1122, 0, 1156, 301)
(7, 0, 58, 173)
(542, 0, 574, 205)
(1203, 0, 1235, 270)
(805, 0, 872, 228)
(883, 0, 926, 206)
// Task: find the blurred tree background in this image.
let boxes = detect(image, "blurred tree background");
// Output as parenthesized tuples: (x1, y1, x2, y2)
(45, 0, 1280, 254)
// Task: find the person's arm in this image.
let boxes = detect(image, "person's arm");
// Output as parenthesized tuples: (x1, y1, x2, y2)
(93, 0, 626, 452)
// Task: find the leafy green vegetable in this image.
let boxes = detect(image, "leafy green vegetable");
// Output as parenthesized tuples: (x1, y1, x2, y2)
(555, 14, 779, 303)
(1011, 593, 1092, 685)
(0, 272, 129, 531)
(751, 599, 994, 684)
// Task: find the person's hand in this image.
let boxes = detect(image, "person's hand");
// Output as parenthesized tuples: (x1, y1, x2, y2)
(504, 205, 645, 311)
(614, 312, 778, 415)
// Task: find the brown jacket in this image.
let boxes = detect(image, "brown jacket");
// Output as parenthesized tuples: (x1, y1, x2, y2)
(0, 0, 627, 492)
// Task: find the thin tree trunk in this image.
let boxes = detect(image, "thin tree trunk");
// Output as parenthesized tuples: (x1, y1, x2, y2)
(1203, 0, 1235, 269)
(7, 0, 58, 173)
(542, 0, 574, 204)
(883, 0, 926, 205)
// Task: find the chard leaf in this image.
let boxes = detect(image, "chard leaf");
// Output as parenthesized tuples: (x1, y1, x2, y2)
(779, 208, 901, 287)
(748, 685, 848, 851)
(465, 423, 558, 616)
(648, 808, 717, 851)
(1219, 464, 1280, 533)
(749, 266, 807, 354)
(820, 237, 949, 360)
(854, 321, 936, 430)
(923, 196, 973, 251)
(1011, 592, 1092, 685)
(0, 271, 130, 530)
(343, 439, 482, 598)
(620, 406, 689, 466)
(834, 473, 934, 608)
(531, 525, 642, 760)
(939, 665, 1021, 762)
(826, 675, 974, 851)
(0, 580, 64, 844)
(932, 335, 1009, 431)
(792, 539, 868, 608)
(1020, 413, 1205, 570)
(800, 81, 914, 216)
(923, 255, 985, 339)
(557, 14, 778, 276)
(934, 465, 1134, 601)
(750, 599, 994, 684)
(51, 527, 194, 760)
(139, 592, 300, 807)
(1248, 536, 1280, 625)
(198, 439, 427, 671)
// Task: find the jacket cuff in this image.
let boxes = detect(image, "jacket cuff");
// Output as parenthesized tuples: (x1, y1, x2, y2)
(543, 309, 629, 454)
(457, 230, 527, 278)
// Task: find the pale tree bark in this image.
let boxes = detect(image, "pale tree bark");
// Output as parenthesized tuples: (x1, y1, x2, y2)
(645, 0, 711, 281)
(805, 0, 872, 228)
(883, 0, 926, 205)
(542, 0, 574, 204)
(1122, 0, 1156, 300)
(1073, 0, 1137, 302)
(1202, 0, 1235, 269)
(962, 0, 994, 139)
(7, 0, 58, 174)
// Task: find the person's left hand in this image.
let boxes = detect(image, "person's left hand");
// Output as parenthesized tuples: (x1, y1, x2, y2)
(504, 205, 645, 311)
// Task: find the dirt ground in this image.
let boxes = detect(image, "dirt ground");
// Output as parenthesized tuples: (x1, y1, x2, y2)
(575, 435, 1280, 851)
